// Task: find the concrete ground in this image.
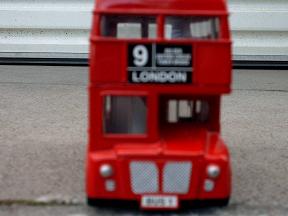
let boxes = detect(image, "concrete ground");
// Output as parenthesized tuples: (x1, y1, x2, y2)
(0, 65, 287, 215)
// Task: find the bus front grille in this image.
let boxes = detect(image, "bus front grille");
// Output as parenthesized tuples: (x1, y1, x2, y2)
(130, 162, 159, 194)
(163, 162, 192, 194)
(130, 161, 192, 194)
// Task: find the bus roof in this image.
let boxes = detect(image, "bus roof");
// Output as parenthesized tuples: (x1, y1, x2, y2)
(96, 0, 227, 12)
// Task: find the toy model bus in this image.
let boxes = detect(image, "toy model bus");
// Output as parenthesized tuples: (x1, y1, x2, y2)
(86, 0, 232, 210)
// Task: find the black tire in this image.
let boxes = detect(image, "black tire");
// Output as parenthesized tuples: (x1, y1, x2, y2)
(201, 197, 230, 207)
(87, 198, 139, 209)
(217, 197, 230, 207)
(87, 198, 101, 207)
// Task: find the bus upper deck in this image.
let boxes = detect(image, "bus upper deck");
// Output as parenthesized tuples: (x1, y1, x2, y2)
(90, 0, 232, 93)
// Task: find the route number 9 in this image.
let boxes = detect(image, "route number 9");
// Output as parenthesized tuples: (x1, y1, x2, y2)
(133, 45, 149, 67)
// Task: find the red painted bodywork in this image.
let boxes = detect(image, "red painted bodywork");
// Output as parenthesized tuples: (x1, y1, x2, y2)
(87, 0, 232, 209)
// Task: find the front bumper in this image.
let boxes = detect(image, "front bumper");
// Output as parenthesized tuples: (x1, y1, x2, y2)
(86, 150, 231, 203)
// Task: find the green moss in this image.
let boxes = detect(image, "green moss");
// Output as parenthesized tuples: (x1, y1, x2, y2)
(0, 200, 81, 206)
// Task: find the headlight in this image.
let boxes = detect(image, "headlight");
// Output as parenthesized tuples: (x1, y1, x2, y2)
(207, 165, 220, 178)
(105, 180, 116, 192)
(99, 164, 113, 178)
(204, 179, 215, 192)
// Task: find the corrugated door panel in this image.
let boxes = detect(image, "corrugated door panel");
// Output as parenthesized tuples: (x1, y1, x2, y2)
(1, 0, 288, 60)
(229, 0, 288, 60)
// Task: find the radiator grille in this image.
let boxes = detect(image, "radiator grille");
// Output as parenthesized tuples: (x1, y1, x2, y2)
(163, 162, 192, 194)
(130, 161, 192, 195)
(130, 161, 159, 194)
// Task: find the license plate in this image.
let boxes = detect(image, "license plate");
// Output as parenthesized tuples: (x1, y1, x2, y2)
(141, 195, 178, 209)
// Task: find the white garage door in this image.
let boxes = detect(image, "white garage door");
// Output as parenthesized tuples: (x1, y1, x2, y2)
(0, 0, 287, 61)
(229, 0, 288, 61)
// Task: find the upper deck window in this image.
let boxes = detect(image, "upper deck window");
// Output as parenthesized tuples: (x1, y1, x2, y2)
(101, 15, 157, 39)
(165, 16, 220, 40)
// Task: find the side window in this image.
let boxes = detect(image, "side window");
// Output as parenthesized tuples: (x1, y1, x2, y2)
(165, 16, 220, 39)
(104, 96, 147, 134)
(167, 99, 209, 123)
(101, 15, 157, 39)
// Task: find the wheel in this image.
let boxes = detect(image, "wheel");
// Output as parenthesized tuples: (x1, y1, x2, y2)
(179, 197, 230, 210)
(202, 197, 230, 207)
(87, 198, 102, 207)
(216, 197, 230, 207)
(87, 198, 139, 209)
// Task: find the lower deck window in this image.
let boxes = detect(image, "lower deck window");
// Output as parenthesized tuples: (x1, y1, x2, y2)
(104, 96, 147, 134)
(167, 99, 209, 123)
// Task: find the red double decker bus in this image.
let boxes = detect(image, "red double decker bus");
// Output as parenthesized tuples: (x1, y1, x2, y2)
(86, 0, 232, 210)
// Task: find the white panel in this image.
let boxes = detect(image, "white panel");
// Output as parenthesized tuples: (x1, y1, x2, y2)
(0, 0, 94, 57)
(229, 0, 288, 59)
(0, 0, 288, 60)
